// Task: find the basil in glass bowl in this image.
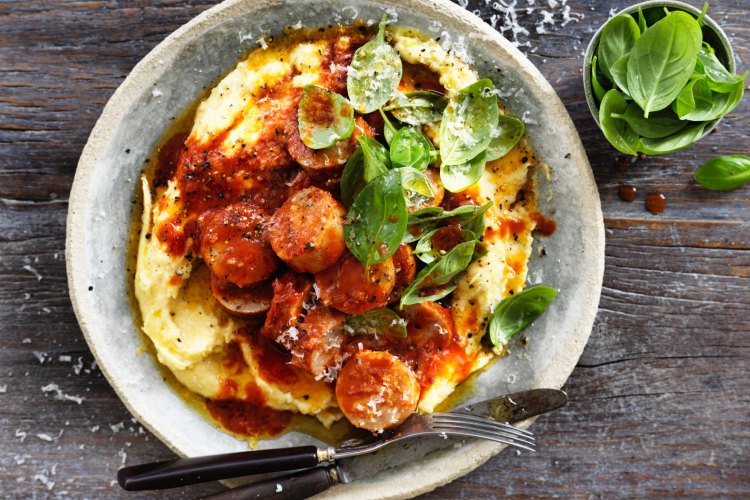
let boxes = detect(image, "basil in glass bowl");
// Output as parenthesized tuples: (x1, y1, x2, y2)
(582, 1, 746, 156)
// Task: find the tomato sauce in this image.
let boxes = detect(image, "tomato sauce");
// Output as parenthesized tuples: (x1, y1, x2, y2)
(485, 217, 527, 241)
(530, 212, 557, 237)
(252, 335, 299, 387)
(206, 398, 292, 438)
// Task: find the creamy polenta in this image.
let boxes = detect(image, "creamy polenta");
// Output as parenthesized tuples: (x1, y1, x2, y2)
(135, 21, 546, 437)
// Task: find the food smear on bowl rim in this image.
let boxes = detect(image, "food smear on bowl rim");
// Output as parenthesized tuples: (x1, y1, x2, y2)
(133, 19, 556, 440)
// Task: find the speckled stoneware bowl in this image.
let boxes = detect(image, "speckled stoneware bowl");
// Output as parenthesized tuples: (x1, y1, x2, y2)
(66, 0, 604, 497)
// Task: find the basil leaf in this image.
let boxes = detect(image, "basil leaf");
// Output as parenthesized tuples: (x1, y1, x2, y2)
(440, 150, 487, 192)
(400, 240, 476, 307)
(638, 121, 706, 155)
(486, 115, 525, 161)
(626, 11, 702, 117)
(414, 227, 476, 264)
(695, 44, 748, 93)
(340, 148, 366, 207)
(599, 89, 639, 156)
(694, 155, 750, 191)
(696, 2, 709, 27)
(379, 109, 402, 145)
(489, 285, 558, 348)
(343, 308, 407, 338)
(298, 85, 354, 149)
(387, 91, 449, 125)
(591, 55, 609, 103)
(390, 127, 433, 170)
(637, 7, 648, 33)
(609, 54, 631, 97)
(597, 14, 640, 83)
(347, 15, 402, 114)
(675, 77, 745, 122)
(400, 167, 435, 210)
(345, 169, 407, 268)
(439, 78, 499, 166)
(407, 202, 491, 237)
(357, 135, 390, 182)
(610, 102, 685, 139)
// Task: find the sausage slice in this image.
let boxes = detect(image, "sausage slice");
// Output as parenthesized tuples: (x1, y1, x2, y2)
(197, 202, 279, 287)
(315, 253, 395, 314)
(335, 350, 420, 431)
(261, 272, 314, 347)
(388, 244, 417, 303)
(210, 274, 272, 318)
(291, 306, 346, 382)
(267, 187, 346, 273)
(400, 302, 455, 351)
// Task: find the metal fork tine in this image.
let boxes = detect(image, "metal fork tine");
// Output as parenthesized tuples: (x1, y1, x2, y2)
(429, 429, 536, 452)
(429, 419, 536, 446)
(432, 413, 534, 438)
(433, 419, 535, 443)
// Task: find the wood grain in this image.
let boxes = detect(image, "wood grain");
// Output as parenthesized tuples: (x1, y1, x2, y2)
(1, 0, 748, 498)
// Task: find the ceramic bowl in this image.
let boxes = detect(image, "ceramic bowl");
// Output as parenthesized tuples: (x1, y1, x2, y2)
(66, 0, 604, 497)
(582, 0, 735, 136)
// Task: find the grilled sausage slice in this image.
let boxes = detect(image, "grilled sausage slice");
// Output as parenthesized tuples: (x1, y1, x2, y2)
(315, 253, 395, 314)
(267, 187, 346, 273)
(197, 202, 279, 287)
(335, 350, 420, 431)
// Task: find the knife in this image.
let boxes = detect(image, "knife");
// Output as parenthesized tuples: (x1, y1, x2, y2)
(200, 388, 568, 499)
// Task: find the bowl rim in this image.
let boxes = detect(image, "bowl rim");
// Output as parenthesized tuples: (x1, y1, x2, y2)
(582, 0, 736, 131)
(66, 0, 605, 497)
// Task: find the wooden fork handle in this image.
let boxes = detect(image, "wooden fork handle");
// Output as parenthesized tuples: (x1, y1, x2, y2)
(117, 445, 320, 491)
(201, 466, 340, 500)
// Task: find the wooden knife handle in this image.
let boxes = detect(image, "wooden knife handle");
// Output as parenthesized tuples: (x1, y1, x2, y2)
(117, 446, 320, 491)
(200, 466, 340, 500)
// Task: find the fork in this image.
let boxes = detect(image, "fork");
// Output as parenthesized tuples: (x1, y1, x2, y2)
(117, 411, 534, 491)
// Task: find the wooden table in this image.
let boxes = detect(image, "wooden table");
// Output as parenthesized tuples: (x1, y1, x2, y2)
(2, 0, 748, 497)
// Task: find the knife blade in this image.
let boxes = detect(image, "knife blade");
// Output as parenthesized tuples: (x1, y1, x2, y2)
(201, 388, 567, 499)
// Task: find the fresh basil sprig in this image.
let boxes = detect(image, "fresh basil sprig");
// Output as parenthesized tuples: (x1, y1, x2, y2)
(343, 308, 407, 338)
(347, 15, 402, 114)
(694, 155, 750, 191)
(386, 91, 448, 125)
(298, 85, 354, 149)
(344, 169, 407, 269)
(592, 6, 746, 155)
(488, 286, 558, 349)
(439, 78, 499, 166)
(400, 240, 476, 307)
